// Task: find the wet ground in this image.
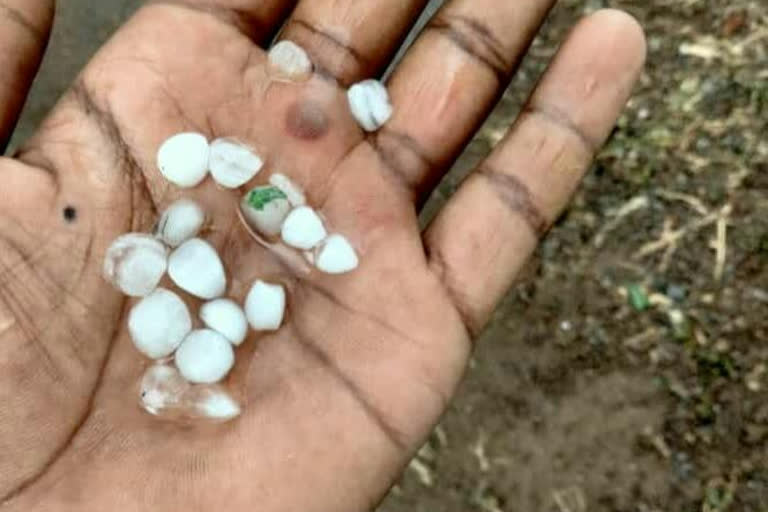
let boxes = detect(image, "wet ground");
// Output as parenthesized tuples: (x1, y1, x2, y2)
(12, 0, 768, 510)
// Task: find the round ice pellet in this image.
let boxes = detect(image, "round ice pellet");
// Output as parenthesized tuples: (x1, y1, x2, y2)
(194, 387, 242, 421)
(316, 234, 359, 274)
(168, 238, 227, 300)
(268, 40, 313, 82)
(245, 280, 286, 331)
(103, 233, 168, 297)
(200, 299, 248, 346)
(157, 132, 210, 188)
(128, 288, 192, 359)
(156, 198, 206, 247)
(140, 364, 191, 414)
(240, 186, 292, 237)
(209, 138, 264, 189)
(347, 80, 393, 132)
(281, 206, 327, 250)
(175, 329, 235, 384)
(269, 173, 306, 207)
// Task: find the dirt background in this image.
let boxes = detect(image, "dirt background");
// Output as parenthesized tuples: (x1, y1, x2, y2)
(10, 0, 767, 511)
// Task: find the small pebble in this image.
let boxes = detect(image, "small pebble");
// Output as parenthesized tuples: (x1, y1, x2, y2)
(175, 329, 235, 384)
(316, 234, 359, 274)
(128, 288, 192, 359)
(269, 173, 306, 206)
(103, 234, 168, 297)
(140, 364, 190, 414)
(281, 206, 327, 250)
(200, 299, 248, 346)
(347, 79, 393, 132)
(156, 199, 206, 247)
(157, 132, 210, 188)
(209, 138, 264, 189)
(268, 40, 313, 82)
(240, 186, 291, 236)
(168, 239, 227, 299)
(245, 280, 286, 331)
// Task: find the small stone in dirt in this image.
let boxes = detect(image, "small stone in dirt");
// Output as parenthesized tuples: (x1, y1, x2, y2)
(156, 198, 206, 247)
(627, 284, 650, 311)
(666, 284, 688, 302)
(168, 238, 227, 299)
(175, 329, 235, 384)
(157, 132, 210, 188)
(129, 288, 192, 359)
(347, 79, 393, 132)
(209, 138, 264, 189)
(268, 40, 313, 82)
(316, 234, 358, 274)
(245, 280, 286, 331)
(103, 233, 168, 297)
(240, 186, 292, 236)
(281, 206, 327, 250)
(200, 299, 248, 346)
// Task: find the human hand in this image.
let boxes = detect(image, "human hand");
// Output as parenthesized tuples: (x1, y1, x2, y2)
(0, 0, 645, 510)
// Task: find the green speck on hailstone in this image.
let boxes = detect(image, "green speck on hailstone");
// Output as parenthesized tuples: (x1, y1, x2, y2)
(628, 284, 650, 311)
(247, 187, 287, 211)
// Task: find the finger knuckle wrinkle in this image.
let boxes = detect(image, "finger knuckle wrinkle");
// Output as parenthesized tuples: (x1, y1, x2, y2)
(428, 15, 508, 81)
(478, 166, 550, 237)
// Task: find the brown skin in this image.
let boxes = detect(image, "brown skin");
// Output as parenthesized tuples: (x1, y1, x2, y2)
(0, 1, 645, 510)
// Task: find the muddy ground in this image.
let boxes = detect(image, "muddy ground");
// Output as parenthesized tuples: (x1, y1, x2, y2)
(11, 0, 768, 510)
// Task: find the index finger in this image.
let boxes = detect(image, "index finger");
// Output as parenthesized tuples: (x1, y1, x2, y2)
(425, 9, 647, 335)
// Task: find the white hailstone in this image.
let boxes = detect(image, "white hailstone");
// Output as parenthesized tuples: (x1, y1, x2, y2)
(269, 173, 306, 206)
(316, 234, 359, 274)
(281, 206, 327, 250)
(200, 299, 248, 346)
(347, 79, 393, 132)
(140, 364, 190, 415)
(128, 288, 192, 359)
(175, 329, 235, 384)
(194, 387, 242, 421)
(157, 132, 210, 188)
(268, 40, 313, 82)
(103, 234, 168, 297)
(156, 199, 206, 247)
(240, 186, 292, 237)
(209, 138, 264, 189)
(139, 365, 241, 421)
(245, 280, 286, 331)
(168, 238, 227, 299)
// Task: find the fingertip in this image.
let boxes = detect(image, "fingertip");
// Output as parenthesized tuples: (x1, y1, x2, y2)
(585, 9, 647, 73)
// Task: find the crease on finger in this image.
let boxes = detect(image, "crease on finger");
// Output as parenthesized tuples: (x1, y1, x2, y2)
(0, 2, 47, 42)
(280, 18, 369, 86)
(477, 165, 552, 238)
(426, 14, 511, 82)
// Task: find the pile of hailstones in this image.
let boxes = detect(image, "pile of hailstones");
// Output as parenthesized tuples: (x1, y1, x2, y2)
(102, 40, 393, 422)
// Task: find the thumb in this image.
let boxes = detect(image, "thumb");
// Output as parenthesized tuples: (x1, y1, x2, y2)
(0, 0, 54, 152)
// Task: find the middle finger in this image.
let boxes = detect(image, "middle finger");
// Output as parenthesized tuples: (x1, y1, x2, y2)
(371, 0, 556, 199)
(277, 0, 430, 86)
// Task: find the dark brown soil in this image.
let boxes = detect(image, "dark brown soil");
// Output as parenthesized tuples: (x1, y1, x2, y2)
(386, 1, 768, 510)
(12, 1, 768, 511)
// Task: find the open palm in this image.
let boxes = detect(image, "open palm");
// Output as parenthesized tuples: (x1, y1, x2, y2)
(0, 0, 645, 510)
